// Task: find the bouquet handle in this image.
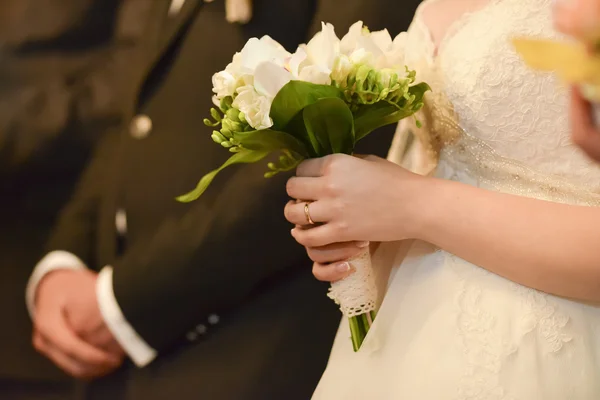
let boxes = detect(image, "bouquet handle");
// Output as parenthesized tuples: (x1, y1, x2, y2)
(328, 248, 378, 351)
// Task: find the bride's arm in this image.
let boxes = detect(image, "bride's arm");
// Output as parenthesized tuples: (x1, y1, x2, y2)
(284, 154, 600, 303)
(418, 177, 600, 302)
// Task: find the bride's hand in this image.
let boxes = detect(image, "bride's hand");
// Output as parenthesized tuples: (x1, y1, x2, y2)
(303, 241, 370, 282)
(284, 153, 426, 248)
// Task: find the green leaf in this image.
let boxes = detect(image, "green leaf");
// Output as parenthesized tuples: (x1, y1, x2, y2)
(353, 82, 431, 141)
(409, 82, 431, 104)
(303, 97, 355, 156)
(176, 149, 270, 202)
(232, 129, 310, 158)
(270, 81, 344, 130)
(353, 102, 408, 141)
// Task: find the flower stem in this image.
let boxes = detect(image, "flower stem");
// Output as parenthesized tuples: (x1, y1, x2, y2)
(348, 311, 377, 352)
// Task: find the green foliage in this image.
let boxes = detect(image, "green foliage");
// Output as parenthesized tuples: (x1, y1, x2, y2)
(177, 77, 431, 202)
(353, 82, 431, 141)
(176, 149, 271, 203)
(302, 98, 355, 156)
(270, 81, 344, 130)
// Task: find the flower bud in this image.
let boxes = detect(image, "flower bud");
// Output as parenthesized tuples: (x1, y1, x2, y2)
(220, 96, 233, 111)
(221, 128, 233, 139)
(222, 118, 242, 134)
(226, 108, 240, 122)
(211, 131, 226, 144)
(210, 108, 222, 121)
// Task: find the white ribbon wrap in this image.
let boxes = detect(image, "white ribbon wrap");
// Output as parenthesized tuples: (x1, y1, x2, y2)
(327, 249, 378, 318)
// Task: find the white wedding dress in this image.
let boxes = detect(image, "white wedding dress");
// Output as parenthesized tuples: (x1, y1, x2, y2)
(313, 0, 600, 399)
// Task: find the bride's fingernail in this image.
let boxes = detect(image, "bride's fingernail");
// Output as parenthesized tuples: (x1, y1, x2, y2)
(335, 262, 353, 273)
(357, 241, 370, 248)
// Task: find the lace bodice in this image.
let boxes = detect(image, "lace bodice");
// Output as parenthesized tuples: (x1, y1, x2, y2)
(391, 0, 600, 200)
(314, 3, 600, 398)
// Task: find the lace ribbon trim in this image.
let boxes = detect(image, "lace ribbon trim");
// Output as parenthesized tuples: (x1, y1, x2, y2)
(328, 249, 377, 318)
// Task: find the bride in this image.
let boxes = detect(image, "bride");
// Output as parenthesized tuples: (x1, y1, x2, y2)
(283, 0, 600, 398)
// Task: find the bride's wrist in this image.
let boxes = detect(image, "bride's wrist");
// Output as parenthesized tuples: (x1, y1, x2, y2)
(404, 175, 445, 241)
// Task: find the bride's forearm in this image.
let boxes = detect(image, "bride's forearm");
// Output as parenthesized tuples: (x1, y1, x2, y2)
(414, 178, 600, 302)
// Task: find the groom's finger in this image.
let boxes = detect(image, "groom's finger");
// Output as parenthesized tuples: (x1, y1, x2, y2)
(33, 331, 91, 379)
(312, 261, 356, 282)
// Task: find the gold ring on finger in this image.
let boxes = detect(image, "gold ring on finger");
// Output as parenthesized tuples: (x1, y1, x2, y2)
(304, 202, 315, 225)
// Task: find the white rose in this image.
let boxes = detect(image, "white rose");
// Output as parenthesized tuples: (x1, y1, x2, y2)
(238, 35, 290, 75)
(254, 61, 293, 98)
(232, 85, 273, 130)
(212, 70, 237, 99)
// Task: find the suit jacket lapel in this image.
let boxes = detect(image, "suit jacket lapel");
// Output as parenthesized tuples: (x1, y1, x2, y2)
(148, 0, 202, 73)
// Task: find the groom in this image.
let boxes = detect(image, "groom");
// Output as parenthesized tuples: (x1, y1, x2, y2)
(27, 0, 421, 399)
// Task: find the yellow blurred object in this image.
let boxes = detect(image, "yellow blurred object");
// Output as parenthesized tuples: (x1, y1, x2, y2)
(512, 37, 600, 100)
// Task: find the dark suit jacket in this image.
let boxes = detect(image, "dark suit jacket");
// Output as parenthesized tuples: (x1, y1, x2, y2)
(32, 0, 421, 398)
(0, 0, 143, 382)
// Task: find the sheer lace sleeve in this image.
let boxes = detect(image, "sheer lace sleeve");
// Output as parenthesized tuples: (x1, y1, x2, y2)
(387, 5, 438, 175)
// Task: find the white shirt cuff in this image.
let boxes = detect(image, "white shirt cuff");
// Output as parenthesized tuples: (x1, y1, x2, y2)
(96, 267, 157, 367)
(26, 250, 87, 318)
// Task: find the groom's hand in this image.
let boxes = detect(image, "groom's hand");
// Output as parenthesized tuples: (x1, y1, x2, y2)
(33, 269, 124, 379)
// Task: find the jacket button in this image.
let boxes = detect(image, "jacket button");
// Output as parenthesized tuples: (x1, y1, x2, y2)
(186, 331, 199, 342)
(195, 324, 207, 335)
(208, 314, 220, 325)
(115, 209, 127, 235)
(130, 114, 152, 139)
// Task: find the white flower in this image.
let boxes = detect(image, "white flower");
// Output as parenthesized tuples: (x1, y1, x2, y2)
(338, 21, 405, 69)
(348, 47, 375, 66)
(331, 54, 353, 84)
(254, 61, 293, 98)
(385, 32, 408, 68)
(298, 65, 332, 85)
(370, 29, 393, 53)
(285, 47, 308, 77)
(340, 21, 364, 55)
(212, 70, 237, 98)
(212, 36, 290, 100)
(295, 22, 341, 85)
(238, 35, 290, 74)
(232, 84, 273, 130)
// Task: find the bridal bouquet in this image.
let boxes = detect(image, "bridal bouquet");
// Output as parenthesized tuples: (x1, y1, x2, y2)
(178, 21, 430, 351)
